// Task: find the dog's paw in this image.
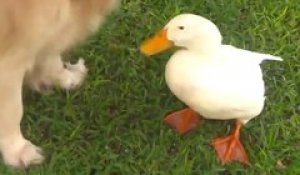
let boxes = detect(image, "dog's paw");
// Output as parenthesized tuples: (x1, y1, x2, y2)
(60, 58, 88, 89)
(2, 139, 44, 169)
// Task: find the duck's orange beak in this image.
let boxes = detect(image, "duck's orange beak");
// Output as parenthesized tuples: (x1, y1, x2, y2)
(140, 29, 173, 56)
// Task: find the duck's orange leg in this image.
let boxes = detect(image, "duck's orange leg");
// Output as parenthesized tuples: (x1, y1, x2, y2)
(212, 120, 249, 165)
(164, 108, 199, 134)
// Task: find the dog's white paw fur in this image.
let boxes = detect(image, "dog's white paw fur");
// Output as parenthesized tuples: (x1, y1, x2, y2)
(1, 138, 44, 169)
(60, 58, 88, 89)
(26, 57, 88, 92)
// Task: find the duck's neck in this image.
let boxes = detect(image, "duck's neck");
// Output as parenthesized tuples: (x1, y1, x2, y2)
(187, 41, 221, 56)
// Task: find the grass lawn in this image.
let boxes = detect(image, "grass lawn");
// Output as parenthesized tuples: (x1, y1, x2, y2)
(1, 0, 300, 174)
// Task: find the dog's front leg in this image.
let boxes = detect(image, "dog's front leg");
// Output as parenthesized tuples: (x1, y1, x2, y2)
(0, 58, 44, 169)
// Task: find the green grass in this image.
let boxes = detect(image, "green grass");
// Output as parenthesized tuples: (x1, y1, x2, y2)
(1, 0, 300, 174)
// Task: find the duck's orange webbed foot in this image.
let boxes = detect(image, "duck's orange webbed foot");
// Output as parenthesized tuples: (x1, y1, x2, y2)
(212, 120, 249, 165)
(164, 108, 199, 134)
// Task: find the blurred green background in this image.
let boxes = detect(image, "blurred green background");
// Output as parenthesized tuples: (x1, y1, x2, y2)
(1, 0, 300, 174)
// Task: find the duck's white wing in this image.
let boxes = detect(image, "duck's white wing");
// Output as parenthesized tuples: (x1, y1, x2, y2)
(195, 45, 281, 120)
(221, 45, 283, 64)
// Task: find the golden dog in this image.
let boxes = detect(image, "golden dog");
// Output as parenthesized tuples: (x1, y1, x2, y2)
(0, 0, 118, 168)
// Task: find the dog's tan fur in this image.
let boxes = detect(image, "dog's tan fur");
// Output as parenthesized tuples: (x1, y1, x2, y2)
(0, 0, 118, 168)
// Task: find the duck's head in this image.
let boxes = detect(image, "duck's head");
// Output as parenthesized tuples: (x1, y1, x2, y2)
(140, 14, 222, 56)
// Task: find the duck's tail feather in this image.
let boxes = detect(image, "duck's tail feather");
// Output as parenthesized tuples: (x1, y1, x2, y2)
(259, 54, 283, 61)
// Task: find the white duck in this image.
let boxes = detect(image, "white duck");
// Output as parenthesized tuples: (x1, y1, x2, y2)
(140, 14, 282, 165)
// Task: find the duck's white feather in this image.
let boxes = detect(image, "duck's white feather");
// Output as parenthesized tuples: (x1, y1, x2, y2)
(221, 45, 283, 64)
(165, 47, 280, 124)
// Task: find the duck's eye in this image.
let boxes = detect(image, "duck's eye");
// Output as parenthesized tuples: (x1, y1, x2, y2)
(178, 26, 184, 30)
